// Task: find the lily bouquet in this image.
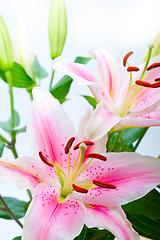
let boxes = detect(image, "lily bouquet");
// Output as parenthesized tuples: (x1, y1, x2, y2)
(0, 0, 160, 240)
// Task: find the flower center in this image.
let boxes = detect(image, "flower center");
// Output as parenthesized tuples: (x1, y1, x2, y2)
(39, 137, 115, 201)
(117, 44, 160, 117)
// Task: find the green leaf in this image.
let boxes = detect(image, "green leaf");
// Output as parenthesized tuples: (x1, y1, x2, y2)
(121, 127, 148, 145)
(13, 237, 21, 240)
(24, 200, 31, 213)
(0, 139, 5, 157)
(122, 189, 160, 239)
(126, 213, 160, 240)
(50, 56, 91, 103)
(0, 62, 36, 88)
(81, 95, 97, 109)
(0, 197, 27, 219)
(74, 225, 87, 240)
(122, 189, 160, 218)
(85, 227, 114, 240)
(0, 110, 20, 131)
(33, 56, 48, 81)
(75, 57, 91, 64)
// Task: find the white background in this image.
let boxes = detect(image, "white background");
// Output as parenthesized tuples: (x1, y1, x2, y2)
(0, 0, 160, 239)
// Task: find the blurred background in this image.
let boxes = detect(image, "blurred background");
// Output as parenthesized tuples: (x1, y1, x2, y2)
(0, 0, 160, 239)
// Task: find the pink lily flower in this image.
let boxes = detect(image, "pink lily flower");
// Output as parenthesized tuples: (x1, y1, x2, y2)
(1, 87, 160, 240)
(52, 46, 160, 132)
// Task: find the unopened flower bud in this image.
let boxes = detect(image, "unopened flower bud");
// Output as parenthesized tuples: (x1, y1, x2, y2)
(48, 0, 67, 59)
(13, 19, 35, 79)
(0, 15, 13, 71)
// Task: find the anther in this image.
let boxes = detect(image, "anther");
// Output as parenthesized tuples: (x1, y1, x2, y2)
(155, 78, 160, 82)
(123, 51, 133, 67)
(147, 62, 160, 71)
(73, 141, 94, 150)
(39, 151, 54, 167)
(151, 81, 160, 88)
(72, 183, 88, 193)
(65, 137, 75, 154)
(85, 153, 107, 161)
(135, 80, 152, 87)
(127, 66, 139, 72)
(93, 180, 116, 189)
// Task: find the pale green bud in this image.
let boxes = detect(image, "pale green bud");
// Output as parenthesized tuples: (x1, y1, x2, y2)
(13, 19, 35, 79)
(0, 15, 13, 71)
(48, 0, 67, 59)
(142, 32, 160, 62)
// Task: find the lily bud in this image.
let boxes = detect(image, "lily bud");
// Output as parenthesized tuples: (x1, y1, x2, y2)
(0, 15, 13, 71)
(48, 0, 67, 59)
(142, 32, 160, 62)
(13, 19, 35, 79)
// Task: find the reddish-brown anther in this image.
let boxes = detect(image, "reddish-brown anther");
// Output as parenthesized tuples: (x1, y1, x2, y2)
(39, 151, 53, 167)
(123, 51, 133, 67)
(73, 141, 94, 150)
(85, 153, 107, 161)
(135, 80, 152, 87)
(72, 183, 88, 193)
(155, 78, 160, 82)
(65, 137, 75, 154)
(151, 81, 160, 88)
(147, 62, 160, 71)
(127, 66, 139, 72)
(93, 180, 116, 189)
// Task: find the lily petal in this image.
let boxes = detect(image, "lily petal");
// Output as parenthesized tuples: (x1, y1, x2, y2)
(85, 205, 139, 240)
(75, 152, 160, 207)
(27, 87, 76, 169)
(84, 103, 121, 141)
(0, 156, 40, 193)
(23, 183, 86, 240)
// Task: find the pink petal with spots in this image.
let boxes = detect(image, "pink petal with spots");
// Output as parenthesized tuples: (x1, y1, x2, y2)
(84, 103, 121, 141)
(27, 87, 76, 169)
(22, 183, 86, 240)
(74, 152, 160, 207)
(119, 116, 160, 128)
(0, 156, 40, 193)
(85, 205, 139, 240)
(92, 47, 126, 104)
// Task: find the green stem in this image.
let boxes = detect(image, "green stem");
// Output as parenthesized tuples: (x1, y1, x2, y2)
(133, 127, 149, 152)
(11, 145, 18, 159)
(0, 134, 10, 145)
(5, 70, 14, 129)
(49, 70, 55, 90)
(140, 44, 154, 80)
(0, 195, 23, 229)
(109, 133, 120, 152)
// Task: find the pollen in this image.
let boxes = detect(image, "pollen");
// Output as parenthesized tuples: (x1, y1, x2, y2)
(127, 66, 139, 72)
(39, 151, 54, 167)
(93, 180, 116, 189)
(65, 137, 75, 154)
(123, 51, 133, 67)
(72, 183, 88, 193)
(85, 153, 107, 161)
(146, 62, 160, 71)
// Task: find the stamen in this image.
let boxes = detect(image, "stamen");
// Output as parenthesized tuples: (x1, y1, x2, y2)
(123, 51, 133, 67)
(155, 78, 160, 82)
(93, 180, 116, 189)
(85, 153, 107, 161)
(39, 151, 54, 167)
(127, 66, 139, 72)
(73, 141, 94, 150)
(147, 62, 160, 71)
(135, 80, 160, 88)
(65, 137, 75, 154)
(135, 80, 152, 87)
(151, 81, 160, 88)
(72, 183, 88, 193)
